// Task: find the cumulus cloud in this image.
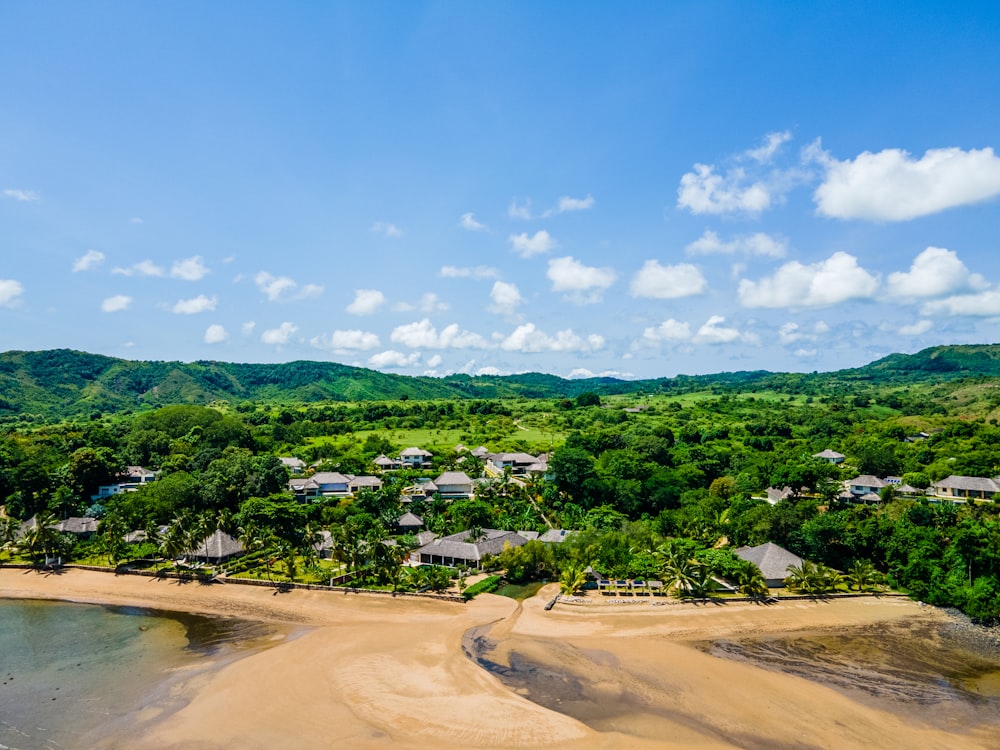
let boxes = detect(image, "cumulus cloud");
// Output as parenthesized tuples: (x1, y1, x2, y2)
(899, 320, 933, 335)
(204, 324, 229, 344)
(419, 292, 448, 313)
(440, 265, 499, 279)
(508, 198, 533, 220)
(311, 329, 381, 352)
(677, 164, 772, 215)
(745, 131, 792, 163)
(543, 194, 595, 216)
(887, 246, 988, 299)
(172, 295, 217, 314)
(101, 295, 132, 312)
(113, 259, 165, 277)
(509, 230, 557, 258)
(642, 319, 692, 343)
(813, 145, 1000, 220)
(0, 279, 24, 307)
(695, 315, 743, 344)
(346, 288, 386, 315)
(547, 256, 616, 303)
(72, 250, 105, 272)
(922, 290, 1000, 317)
(371, 221, 402, 238)
(171, 256, 210, 281)
(255, 272, 323, 302)
(3, 189, 40, 202)
(241, 321, 256, 336)
(567, 368, 631, 379)
(685, 230, 786, 258)
(459, 213, 488, 231)
(368, 350, 420, 369)
(261, 322, 298, 345)
(738, 251, 879, 308)
(488, 281, 524, 316)
(629, 261, 706, 299)
(390, 319, 488, 349)
(500, 323, 604, 353)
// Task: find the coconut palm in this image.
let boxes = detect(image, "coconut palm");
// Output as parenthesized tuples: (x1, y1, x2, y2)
(735, 560, 770, 599)
(19, 512, 63, 563)
(559, 562, 589, 596)
(846, 560, 881, 592)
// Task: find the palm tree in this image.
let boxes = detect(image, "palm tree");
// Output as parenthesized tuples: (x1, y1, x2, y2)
(559, 562, 588, 596)
(846, 560, 880, 592)
(735, 560, 770, 599)
(686, 563, 721, 601)
(655, 541, 697, 597)
(19, 512, 63, 563)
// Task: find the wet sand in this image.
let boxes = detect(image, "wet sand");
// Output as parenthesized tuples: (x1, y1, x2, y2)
(2, 568, 998, 750)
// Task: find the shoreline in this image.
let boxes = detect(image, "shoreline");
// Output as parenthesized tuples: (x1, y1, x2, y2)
(3, 568, 998, 749)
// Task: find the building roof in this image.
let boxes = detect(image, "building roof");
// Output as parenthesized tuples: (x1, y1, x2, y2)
(935, 475, 1000, 493)
(187, 529, 244, 560)
(470, 446, 489, 457)
(400, 447, 433, 457)
(765, 486, 794, 504)
(490, 452, 539, 464)
(278, 457, 305, 469)
(812, 449, 845, 460)
(348, 475, 383, 488)
(434, 471, 473, 486)
(374, 454, 397, 465)
(414, 528, 528, 562)
(538, 528, 574, 543)
(396, 512, 424, 528)
(311, 471, 352, 485)
(55, 517, 99, 534)
(848, 475, 887, 488)
(734, 542, 804, 583)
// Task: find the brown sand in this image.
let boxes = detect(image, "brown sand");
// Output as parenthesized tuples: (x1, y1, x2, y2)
(1, 569, 995, 750)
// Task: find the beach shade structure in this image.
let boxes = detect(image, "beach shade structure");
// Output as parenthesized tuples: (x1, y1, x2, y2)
(186, 529, 245, 564)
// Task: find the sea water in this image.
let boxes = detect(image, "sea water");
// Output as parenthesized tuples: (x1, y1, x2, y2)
(0, 598, 271, 750)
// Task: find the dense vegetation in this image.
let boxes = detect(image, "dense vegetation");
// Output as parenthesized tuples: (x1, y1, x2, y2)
(2, 344, 1000, 621)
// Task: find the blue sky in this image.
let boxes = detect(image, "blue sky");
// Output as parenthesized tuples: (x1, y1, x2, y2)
(3, 3, 1000, 380)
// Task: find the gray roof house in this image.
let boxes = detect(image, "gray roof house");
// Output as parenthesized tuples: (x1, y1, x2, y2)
(734, 542, 805, 588)
(412, 528, 528, 568)
(848, 475, 887, 496)
(813, 449, 845, 464)
(933, 475, 1000, 501)
(433, 471, 474, 499)
(186, 530, 245, 563)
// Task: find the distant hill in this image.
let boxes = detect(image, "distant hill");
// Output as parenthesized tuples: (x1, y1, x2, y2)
(2, 344, 999, 418)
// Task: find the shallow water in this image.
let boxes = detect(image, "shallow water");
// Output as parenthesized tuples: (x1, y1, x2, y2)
(0, 598, 273, 750)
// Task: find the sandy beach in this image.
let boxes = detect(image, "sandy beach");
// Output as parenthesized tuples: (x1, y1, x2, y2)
(1, 568, 997, 750)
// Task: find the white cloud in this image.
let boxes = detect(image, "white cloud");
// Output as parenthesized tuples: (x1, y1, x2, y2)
(813, 145, 1000, 221)
(509, 230, 557, 258)
(459, 213, 488, 231)
(745, 131, 792, 163)
(261, 322, 298, 345)
(677, 164, 772, 215)
(0, 279, 24, 307)
(921, 290, 1000, 317)
(642, 319, 692, 343)
(500, 323, 604, 353)
(629, 260, 706, 299)
(695, 315, 742, 344)
(72, 249, 105, 272)
(368, 350, 420, 369)
(426, 354, 442, 368)
(738, 251, 880, 308)
(3, 189, 40, 202)
(170, 256, 210, 281)
(899, 320, 932, 335)
(475, 366, 504, 376)
(887, 246, 988, 299)
(419, 292, 448, 313)
(346, 288, 386, 315)
(779, 322, 802, 344)
(254, 272, 323, 302)
(547, 256, 616, 303)
(440, 265, 499, 280)
(311, 329, 381, 352)
(546, 194, 595, 215)
(390, 319, 488, 349)
(508, 198, 533, 220)
(113, 259, 165, 277)
(241, 321, 256, 336)
(101, 295, 132, 313)
(488, 281, 524, 316)
(172, 295, 217, 314)
(371, 221, 402, 238)
(204, 324, 229, 344)
(685, 230, 786, 258)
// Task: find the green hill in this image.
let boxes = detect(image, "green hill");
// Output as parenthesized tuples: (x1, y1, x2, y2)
(2, 343, 1000, 419)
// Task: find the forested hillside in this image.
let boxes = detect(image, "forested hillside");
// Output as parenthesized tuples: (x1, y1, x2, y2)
(3, 344, 1000, 420)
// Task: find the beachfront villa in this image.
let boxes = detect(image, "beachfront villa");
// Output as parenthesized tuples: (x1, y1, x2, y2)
(185, 529, 245, 564)
(411, 528, 529, 569)
(734, 542, 804, 588)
